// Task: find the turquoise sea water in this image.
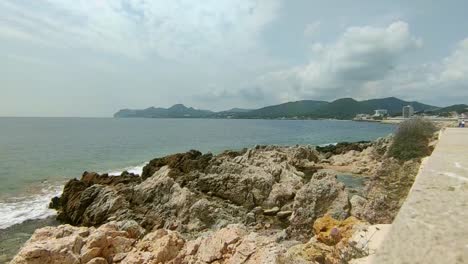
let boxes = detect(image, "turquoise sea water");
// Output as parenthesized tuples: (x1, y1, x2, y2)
(0, 117, 395, 229)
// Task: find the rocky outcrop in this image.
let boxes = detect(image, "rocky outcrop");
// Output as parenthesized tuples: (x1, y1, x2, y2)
(316, 141, 372, 155)
(13, 218, 376, 264)
(141, 150, 213, 180)
(319, 137, 391, 175)
(288, 171, 350, 239)
(10, 220, 145, 264)
(52, 145, 344, 237)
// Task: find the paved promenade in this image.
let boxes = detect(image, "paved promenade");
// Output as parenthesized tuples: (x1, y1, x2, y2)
(373, 128, 468, 263)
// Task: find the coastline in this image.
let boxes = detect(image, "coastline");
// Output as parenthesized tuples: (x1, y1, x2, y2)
(7, 118, 451, 263)
(8, 128, 432, 264)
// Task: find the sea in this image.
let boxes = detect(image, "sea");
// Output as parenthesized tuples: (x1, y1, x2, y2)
(0, 117, 395, 261)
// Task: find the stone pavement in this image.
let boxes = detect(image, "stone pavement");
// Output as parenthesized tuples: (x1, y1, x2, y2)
(373, 128, 468, 263)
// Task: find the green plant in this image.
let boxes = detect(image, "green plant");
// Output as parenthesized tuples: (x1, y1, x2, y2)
(388, 118, 437, 161)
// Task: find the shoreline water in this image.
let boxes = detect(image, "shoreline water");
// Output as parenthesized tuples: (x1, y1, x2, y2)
(0, 162, 148, 231)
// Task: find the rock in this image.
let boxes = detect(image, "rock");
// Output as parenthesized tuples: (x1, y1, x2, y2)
(292, 147, 319, 163)
(281, 238, 333, 264)
(277, 210, 293, 219)
(11, 221, 140, 264)
(49, 196, 61, 209)
(122, 229, 185, 263)
(80, 247, 101, 263)
(289, 171, 350, 238)
(360, 159, 420, 224)
(141, 150, 213, 180)
(10, 225, 86, 264)
(86, 257, 108, 264)
(52, 145, 338, 234)
(196, 225, 247, 262)
(350, 195, 367, 218)
(312, 215, 365, 246)
(316, 141, 372, 155)
(263, 206, 280, 216)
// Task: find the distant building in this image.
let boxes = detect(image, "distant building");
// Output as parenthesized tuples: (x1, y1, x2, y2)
(354, 114, 371, 120)
(403, 105, 414, 118)
(374, 109, 388, 117)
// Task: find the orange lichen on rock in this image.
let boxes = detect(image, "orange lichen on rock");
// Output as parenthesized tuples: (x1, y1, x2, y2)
(313, 215, 365, 246)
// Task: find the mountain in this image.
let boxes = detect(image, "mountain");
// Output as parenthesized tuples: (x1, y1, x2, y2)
(234, 97, 437, 119)
(114, 104, 213, 118)
(431, 104, 468, 114)
(213, 108, 255, 118)
(306, 97, 438, 119)
(235, 100, 328, 118)
(114, 97, 439, 119)
(222, 108, 252, 113)
(361, 97, 436, 113)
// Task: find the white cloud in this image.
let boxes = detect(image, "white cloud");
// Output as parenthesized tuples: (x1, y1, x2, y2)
(381, 38, 468, 104)
(0, 0, 280, 62)
(440, 39, 468, 83)
(257, 21, 422, 100)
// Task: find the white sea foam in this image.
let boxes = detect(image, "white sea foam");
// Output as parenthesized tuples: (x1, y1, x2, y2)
(107, 162, 147, 176)
(0, 162, 149, 230)
(0, 184, 62, 230)
(318, 142, 338, 147)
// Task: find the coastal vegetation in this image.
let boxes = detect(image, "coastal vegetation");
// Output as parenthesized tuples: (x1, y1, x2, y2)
(388, 118, 437, 161)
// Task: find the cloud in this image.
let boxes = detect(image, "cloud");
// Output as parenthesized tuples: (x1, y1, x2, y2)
(378, 38, 468, 104)
(440, 38, 468, 83)
(304, 21, 321, 38)
(0, 0, 280, 62)
(256, 21, 422, 101)
(194, 86, 275, 110)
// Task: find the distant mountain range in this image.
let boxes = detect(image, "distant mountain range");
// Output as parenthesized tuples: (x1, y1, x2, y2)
(114, 104, 213, 118)
(114, 97, 462, 120)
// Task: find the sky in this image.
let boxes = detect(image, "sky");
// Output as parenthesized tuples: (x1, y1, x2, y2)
(1, 0, 468, 117)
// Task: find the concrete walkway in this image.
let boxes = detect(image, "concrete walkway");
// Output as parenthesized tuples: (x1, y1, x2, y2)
(373, 128, 468, 263)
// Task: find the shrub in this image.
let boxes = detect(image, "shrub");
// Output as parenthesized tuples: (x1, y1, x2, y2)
(388, 118, 437, 161)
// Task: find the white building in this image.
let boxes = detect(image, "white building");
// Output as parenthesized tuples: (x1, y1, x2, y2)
(403, 105, 414, 118)
(374, 109, 388, 117)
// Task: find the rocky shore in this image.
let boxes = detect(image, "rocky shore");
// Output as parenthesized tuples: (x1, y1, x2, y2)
(10, 134, 431, 264)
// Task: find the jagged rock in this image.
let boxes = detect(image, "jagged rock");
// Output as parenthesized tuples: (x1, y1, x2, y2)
(122, 229, 185, 263)
(141, 150, 213, 180)
(316, 141, 372, 155)
(289, 171, 350, 239)
(52, 146, 346, 235)
(350, 195, 367, 218)
(10, 221, 139, 264)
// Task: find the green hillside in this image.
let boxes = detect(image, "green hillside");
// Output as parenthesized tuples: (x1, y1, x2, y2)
(114, 97, 439, 120)
(236, 100, 328, 118)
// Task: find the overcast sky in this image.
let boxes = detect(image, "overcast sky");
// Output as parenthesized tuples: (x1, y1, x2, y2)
(1, 0, 468, 117)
